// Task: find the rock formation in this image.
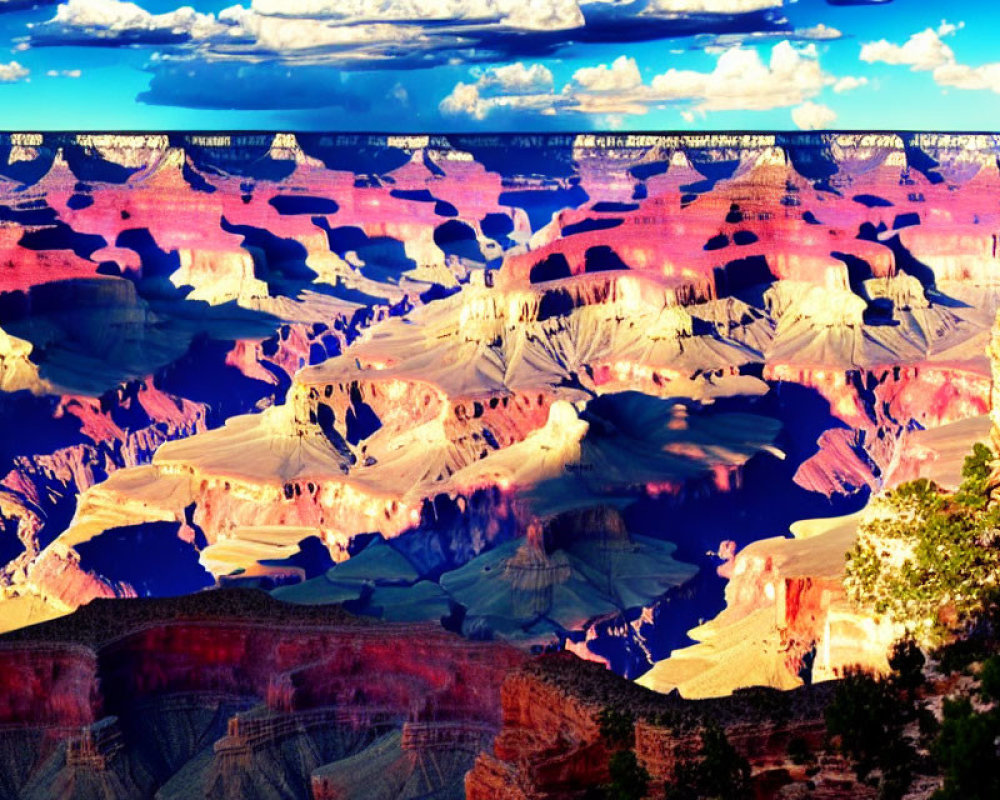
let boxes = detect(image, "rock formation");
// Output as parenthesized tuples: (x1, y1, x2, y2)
(465, 653, 867, 800)
(0, 589, 524, 800)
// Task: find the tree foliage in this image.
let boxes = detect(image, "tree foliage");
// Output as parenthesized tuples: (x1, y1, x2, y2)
(825, 667, 909, 782)
(664, 723, 751, 800)
(931, 691, 1000, 800)
(823, 640, 933, 800)
(888, 635, 926, 697)
(606, 750, 651, 800)
(844, 444, 1000, 641)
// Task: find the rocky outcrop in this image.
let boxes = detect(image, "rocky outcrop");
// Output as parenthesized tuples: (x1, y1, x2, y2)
(0, 589, 525, 799)
(466, 653, 866, 800)
(25, 270, 781, 612)
(640, 409, 989, 700)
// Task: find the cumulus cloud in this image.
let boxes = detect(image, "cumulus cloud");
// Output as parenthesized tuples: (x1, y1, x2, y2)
(933, 62, 1000, 93)
(31, 0, 585, 57)
(796, 23, 841, 41)
(441, 40, 833, 120)
(861, 21, 1000, 96)
(648, 40, 827, 111)
(832, 75, 867, 93)
(439, 61, 561, 119)
(571, 55, 641, 92)
(642, 0, 779, 11)
(37, 0, 225, 42)
(791, 101, 836, 130)
(46, 68, 82, 77)
(216, 8, 422, 54)
(31, 0, 794, 68)
(860, 27, 955, 70)
(0, 61, 28, 81)
(476, 61, 554, 93)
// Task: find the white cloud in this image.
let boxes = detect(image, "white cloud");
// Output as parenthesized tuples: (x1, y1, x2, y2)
(936, 20, 964, 38)
(498, 0, 584, 31)
(0, 61, 29, 82)
(649, 40, 827, 111)
(643, 0, 780, 11)
(439, 62, 560, 119)
(247, 0, 585, 30)
(933, 62, 1000, 93)
(862, 21, 1000, 96)
(477, 61, 554, 93)
(791, 101, 836, 130)
(442, 40, 832, 119)
(699, 23, 841, 53)
(216, 8, 422, 52)
(832, 75, 867, 93)
(33, 0, 795, 67)
(860, 28, 954, 70)
(572, 55, 641, 92)
(35, 0, 592, 64)
(796, 23, 841, 41)
(46, 68, 83, 78)
(47, 0, 224, 40)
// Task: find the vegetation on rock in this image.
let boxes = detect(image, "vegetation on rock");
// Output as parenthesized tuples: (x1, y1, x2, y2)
(930, 655, 1000, 800)
(844, 443, 1000, 642)
(663, 723, 751, 800)
(824, 660, 920, 800)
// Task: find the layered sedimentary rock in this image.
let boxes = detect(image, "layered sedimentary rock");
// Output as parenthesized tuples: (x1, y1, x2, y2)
(466, 653, 865, 800)
(0, 589, 524, 800)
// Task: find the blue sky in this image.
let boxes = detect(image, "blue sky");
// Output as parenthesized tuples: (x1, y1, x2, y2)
(0, 0, 997, 130)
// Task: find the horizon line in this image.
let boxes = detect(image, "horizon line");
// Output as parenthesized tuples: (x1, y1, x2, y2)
(0, 129, 998, 136)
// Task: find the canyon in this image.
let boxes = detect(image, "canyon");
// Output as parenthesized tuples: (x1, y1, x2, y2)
(1, 131, 1000, 797)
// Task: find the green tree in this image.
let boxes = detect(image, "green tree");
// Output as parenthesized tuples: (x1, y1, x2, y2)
(606, 750, 651, 800)
(824, 666, 916, 799)
(954, 442, 993, 510)
(888, 636, 926, 697)
(844, 443, 1000, 642)
(978, 655, 1000, 703)
(931, 696, 1000, 800)
(665, 723, 751, 800)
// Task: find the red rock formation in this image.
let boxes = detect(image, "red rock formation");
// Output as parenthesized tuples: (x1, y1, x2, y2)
(466, 653, 863, 800)
(0, 591, 526, 797)
(0, 644, 98, 728)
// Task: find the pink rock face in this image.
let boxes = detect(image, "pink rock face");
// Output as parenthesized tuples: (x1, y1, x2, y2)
(786, 364, 991, 497)
(0, 604, 523, 729)
(0, 645, 99, 727)
(0, 592, 526, 799)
